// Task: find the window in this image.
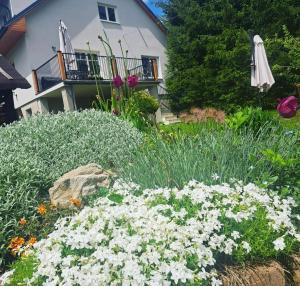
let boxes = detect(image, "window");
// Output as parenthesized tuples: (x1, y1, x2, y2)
(98, 4, 117, 22)
(75, 52, 101, 79)
(141, 56, 160, 79)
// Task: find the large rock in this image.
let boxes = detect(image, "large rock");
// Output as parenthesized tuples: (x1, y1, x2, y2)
(291, 255, 300, 285)
(49, 164, 114, 208)
(221, 261, 286, 286)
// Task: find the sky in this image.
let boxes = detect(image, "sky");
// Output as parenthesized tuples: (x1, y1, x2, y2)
(143, 0, 163, 17)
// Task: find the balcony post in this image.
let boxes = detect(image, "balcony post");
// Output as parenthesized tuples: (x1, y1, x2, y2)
(110, 56, 118, 78)
(57, 51, 67, 80)
(151, 59, 159, 81)
(32, 69, 39, 95)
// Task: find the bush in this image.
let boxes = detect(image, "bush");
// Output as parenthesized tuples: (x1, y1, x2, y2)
(225, 107, 277, 132)
(118, 124, 298, 189)
(162, 0, 300, 112)
(7, 181, 300, 286)
(130, 90, 160, 115)
(0, 110, 142, 268)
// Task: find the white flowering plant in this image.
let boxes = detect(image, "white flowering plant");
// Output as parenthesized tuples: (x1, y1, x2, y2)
(8, 180, 299, 286)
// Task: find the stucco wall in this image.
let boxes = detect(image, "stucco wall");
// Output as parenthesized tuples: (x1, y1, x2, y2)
(10, 0, 36, 15)
(8, 0, 167, 109)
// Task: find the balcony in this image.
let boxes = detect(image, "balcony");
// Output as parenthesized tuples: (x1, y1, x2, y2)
(32, 52, 159, 94)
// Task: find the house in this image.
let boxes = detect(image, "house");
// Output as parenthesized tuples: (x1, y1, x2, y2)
(0, 54, 30, 124)
(0, 0, 175, 122)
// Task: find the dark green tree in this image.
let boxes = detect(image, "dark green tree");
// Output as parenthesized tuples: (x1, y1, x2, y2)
(158, 0, 300, 112)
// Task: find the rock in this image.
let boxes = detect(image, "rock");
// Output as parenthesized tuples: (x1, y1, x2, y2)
(221, 261, 286, 286)
(291, 255, 300, 285)
(49, 164, 114, 208)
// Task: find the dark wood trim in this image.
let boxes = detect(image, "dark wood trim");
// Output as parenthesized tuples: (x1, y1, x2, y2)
(57, 51, 67, 81)
(31, 70, 39, 94)
(111, 57, 118, 77)
(0, 17, 26, 55)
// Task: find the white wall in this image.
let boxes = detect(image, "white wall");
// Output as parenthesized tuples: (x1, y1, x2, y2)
(10, 0, 36, 15)
(8, 0, 167, 109)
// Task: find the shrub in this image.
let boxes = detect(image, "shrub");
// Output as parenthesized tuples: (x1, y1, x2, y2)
(0, 110, 142, 268)
(130, 90, 160, 115)
(180, 107, 226, 123)
(225, 107, 277, 132)
(7, 181, 300, 286)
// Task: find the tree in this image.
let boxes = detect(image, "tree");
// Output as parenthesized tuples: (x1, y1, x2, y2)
(158, 0, 300, 112)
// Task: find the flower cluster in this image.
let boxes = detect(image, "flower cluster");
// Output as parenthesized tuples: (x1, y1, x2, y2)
(25, 181, 300, 286)
(8, 236, 37, 256)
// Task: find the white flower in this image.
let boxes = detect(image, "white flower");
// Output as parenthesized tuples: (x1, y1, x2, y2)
(231, 231, 240, 240)
(273, 237, 286, 251)
(212, 173, 220, 180)
(23, 180, 299, 286)
(241, 241, 251, 254)
(211, 277, 223, 286)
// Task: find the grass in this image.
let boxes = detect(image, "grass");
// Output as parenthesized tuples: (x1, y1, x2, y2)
(267, 110, 300, 130)
(5, 255, 40, 286)
(118, 124, 299, 189)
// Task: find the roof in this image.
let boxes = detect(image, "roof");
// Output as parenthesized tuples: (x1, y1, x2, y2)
(0, 0, 166, 39)
(0, 54, 31, 90)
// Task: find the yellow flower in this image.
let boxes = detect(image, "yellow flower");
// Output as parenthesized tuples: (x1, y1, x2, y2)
(19, 218, 27, 226)
(27, 237, 37, 246)
(37, 204, 47, 215)
(69, 198, 82, 208)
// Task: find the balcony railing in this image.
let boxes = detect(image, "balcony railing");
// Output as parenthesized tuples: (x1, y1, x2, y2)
(32, 52, 159, 94)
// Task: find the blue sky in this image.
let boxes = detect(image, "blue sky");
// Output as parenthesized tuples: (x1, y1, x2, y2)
(143, 0, 163, 17)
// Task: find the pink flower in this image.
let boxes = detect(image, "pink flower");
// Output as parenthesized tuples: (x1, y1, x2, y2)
(127, 75, 139, 88)
(277, 96, 299, 118)
(113, 76, 124, 88)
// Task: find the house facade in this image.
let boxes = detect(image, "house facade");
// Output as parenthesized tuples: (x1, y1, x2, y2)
(0, 0, 169, 121)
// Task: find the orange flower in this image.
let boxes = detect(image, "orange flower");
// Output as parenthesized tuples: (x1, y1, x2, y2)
(37, 204, 47, 215)
(27, 237, 37, 246)
(19, 218, 27, 226)
(8, 237, 25, 251)
(69, 198, 82, 208)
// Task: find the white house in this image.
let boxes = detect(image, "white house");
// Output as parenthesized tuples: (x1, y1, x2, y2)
(0, 0, 172, 121)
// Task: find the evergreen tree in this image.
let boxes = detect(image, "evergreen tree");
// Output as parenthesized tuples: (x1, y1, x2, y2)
(159, 0, 300, 112)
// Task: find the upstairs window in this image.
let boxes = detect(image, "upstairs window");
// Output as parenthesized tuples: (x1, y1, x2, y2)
(98, 4, 117, 23)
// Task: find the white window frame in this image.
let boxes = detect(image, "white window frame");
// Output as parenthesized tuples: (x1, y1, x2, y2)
(98, 3, 119, 24)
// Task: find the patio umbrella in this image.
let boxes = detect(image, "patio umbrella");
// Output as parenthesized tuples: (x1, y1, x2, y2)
(251, 35, 275, 92)
(58, 20, 76, 70)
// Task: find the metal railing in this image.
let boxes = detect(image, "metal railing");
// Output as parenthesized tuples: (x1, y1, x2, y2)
(62, 53, 156, 81)
(33, 52, 158, 93)
(35, 55, 61, 93)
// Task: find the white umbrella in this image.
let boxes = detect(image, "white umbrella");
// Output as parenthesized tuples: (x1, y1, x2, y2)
(59, 20, 76, 71)
(251, 35, 275, 92)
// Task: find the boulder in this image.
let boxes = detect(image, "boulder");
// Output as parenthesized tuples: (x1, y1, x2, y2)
(291, 255, 300, 285)
(221, 261, 286, 286)
(49, 164, 114, 208)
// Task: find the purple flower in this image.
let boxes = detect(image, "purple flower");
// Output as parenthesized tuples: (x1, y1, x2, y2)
(127, 75, 139, 88)
(277, 96, 299, 118)
(113, 76, 124, 88)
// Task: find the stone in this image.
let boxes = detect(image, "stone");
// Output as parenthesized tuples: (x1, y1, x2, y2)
(221, 261, 286, 286)
(49, 163, 114, 208)
(291, 255, 300, 285)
